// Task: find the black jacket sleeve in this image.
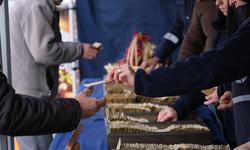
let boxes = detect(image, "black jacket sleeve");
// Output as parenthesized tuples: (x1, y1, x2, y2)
(152, 2, 185, 62)
(0, 72, 81, 136)
(134, 23, 250, 97)
(170, 92, 205, 120)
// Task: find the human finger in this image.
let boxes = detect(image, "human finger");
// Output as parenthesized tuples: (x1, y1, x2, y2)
(220, 99, 231, 104)
(147, 65, 154, 73)
(96, 98, 106, 108)
(118, 66, 134, 87)
(89, 49, 98, 55)
(158, 108, 177, 122)
(105, 66, 118, 82)
(113, 65, 120, 84)
(90, 45, 97, 50)
(205, 94, 212, 101)
(157, 110, 166, 122)
(204, 99, 216, 105)
(139, 61, 148, 69)
(82, 86, 94, 97)
(158, 112, 172, 122)
(218, 103, 233, 111)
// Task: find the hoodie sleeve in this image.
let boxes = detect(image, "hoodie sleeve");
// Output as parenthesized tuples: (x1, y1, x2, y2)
(170, 92, 205, 120)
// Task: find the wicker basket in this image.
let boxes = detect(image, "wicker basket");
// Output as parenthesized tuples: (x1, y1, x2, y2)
(104, 32, 157, 74)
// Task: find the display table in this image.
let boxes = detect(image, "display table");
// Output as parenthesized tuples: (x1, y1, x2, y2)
(49, 78, 229, 150)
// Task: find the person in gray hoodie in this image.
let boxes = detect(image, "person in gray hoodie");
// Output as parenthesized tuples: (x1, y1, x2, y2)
(9, 0, 99, 149)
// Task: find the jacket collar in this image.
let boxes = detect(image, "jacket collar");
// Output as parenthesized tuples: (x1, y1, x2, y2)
(211, 15, 227, 34)
(241, 15, 250, 27)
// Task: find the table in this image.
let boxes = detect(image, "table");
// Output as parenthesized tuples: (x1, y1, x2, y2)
(49, 78, 229, 150)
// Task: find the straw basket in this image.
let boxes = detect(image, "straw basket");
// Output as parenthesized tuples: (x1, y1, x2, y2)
(104, 32, 156, 73)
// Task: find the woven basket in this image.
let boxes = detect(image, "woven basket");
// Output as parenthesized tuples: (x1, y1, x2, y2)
(104, 32, 157, 74)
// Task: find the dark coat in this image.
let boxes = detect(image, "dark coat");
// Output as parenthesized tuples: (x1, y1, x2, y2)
(171, 16, 237, 146)
(134, 16, 250, 96)
(177, 0, 217, 61)
(134, 16, 250, 146)
(152, 0, 196, 62)
(0, 71, 81, 136)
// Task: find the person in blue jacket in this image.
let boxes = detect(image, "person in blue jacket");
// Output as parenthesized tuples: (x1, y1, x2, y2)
(106, 0, 250, 147)
(140, 0, 196, 71)
(158, 0, 237, 147)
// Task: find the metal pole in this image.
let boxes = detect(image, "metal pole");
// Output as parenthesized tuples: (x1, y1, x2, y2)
(0, 0, 12, 83)
(69, 0, 78, 96)
(0, 0, 14, 149)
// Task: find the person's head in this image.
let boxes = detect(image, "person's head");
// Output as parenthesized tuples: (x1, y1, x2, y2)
(54, 0, 63, 5)
(216, 0, 229, 16)
(227, 0, 250, 38)
(0, 0, 3, 6)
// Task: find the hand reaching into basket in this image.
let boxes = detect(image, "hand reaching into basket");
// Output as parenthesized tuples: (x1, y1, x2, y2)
(105, 64, 135, 87)
(157, 107, 178, 122)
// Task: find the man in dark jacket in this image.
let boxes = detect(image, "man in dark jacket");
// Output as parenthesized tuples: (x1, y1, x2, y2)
(140, 0, 216, 72)
(140, 0, 196, 72)
(0, 67, 105, 136)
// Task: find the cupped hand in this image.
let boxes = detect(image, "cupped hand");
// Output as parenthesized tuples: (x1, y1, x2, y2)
(105, 64, 135, 87)
(217, 91, 233, 111)
(157, 107, 178, 122)
(82, 43, 99, 60)
(74, 86, 106, 119)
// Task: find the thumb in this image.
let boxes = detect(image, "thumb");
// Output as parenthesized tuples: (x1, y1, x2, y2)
(96, 98, 106, 107)
(205, 95, 212, 101)
(148, 65, 154, 73)
(204, 99, 214, 105)
(83, 86, 94, 97)
(220, 92, 228, 101)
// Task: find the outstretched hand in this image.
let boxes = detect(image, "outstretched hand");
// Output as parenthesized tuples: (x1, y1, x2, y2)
(157, 107, 178, 122)
(105, 64, 135, 87)
(204, 87, 219, 106)
(74, 86, 106, 119)
(82, 43, 99, 60)
(140, 56, 159, 74)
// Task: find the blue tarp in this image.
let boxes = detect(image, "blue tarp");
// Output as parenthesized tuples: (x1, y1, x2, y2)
(76, 0, 176, 79)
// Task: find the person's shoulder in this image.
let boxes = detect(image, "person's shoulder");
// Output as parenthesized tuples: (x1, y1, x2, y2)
(12, 0, 48, 12)
(194, 0, 216, 11)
